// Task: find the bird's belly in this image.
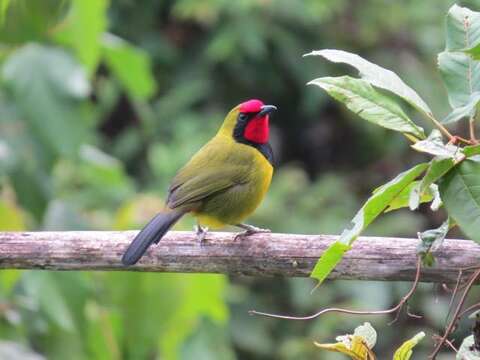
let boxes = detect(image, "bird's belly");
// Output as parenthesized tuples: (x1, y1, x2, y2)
(194, 162, 273, 228)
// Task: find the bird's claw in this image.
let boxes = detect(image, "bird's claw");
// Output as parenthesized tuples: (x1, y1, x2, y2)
(194, 225, 209, 243)
(234, 226, 271, 241)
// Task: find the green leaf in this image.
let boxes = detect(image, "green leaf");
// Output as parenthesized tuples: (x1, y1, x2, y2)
(393, 332, 425, 360)
(438, 5, 480, 108)
(310, 241, 351, 283)
(22, 271, 75, 331)
(419, 157, 456, 195)
(445, 5, 480, 52)
(308, 76, 425, 139)
(305, 49, 432, 117)
(417, 218, 452, 266)
(440, 160, 480, 242)
(465, 144, 480, 157)
(0, 0, 10, 24)
(102, 33, 157, 100)
(384, 181, 433, 212)
(53, 0, 109, 74)
(457, 335, 480, 360)
(443, 91, 480, 124)
(2, 44, 90, 158)
(339, 163, 428, 245)
(438, 52, 480, 108)
(411, 129, 462, 159)
(466, 43, 480, 60)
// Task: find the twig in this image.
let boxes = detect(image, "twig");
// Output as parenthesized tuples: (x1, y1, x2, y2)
(432, 334, 458, 353)
(249, 257, 422, 321)
(429, 268, 480, 359)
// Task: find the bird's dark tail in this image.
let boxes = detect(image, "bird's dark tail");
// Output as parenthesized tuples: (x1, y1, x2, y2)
(121, 209, 185, 266)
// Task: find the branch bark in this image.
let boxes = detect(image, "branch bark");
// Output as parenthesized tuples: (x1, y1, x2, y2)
(0, 231, 478, 283)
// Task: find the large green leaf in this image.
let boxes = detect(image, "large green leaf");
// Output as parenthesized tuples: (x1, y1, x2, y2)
(308, 76, 425, 139)
(102, 33, 157, 100)
(445, 5, 480, 52)
(440, 160, 480, 242)
(443, 91, 480, 124)
(311, 163, 428, 282)
(419, 157, 456, 194)
(305, 49, 432, 117)
(2, 44, 90, 158)
(438, 5, 480, 108)
(438, 52, 480, 108)
(53, 0, 109, 74)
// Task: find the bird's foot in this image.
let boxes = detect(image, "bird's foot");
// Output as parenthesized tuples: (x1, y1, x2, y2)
(234, 224, 271, 241)
(194, 224, 209, 243)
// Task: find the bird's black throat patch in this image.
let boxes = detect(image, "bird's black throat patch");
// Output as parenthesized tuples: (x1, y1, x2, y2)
(233, 113, 274, 166)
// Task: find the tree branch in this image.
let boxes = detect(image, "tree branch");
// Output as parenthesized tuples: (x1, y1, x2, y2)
(0, 231, 478, 282)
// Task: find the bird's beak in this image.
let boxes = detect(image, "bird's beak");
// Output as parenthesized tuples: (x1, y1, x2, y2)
(257, 105, 277, 117)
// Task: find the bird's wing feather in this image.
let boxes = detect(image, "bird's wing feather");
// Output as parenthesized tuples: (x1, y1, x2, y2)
(167, 166, 249, 209)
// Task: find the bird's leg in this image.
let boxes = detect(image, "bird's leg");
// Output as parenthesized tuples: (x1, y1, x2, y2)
(194, 223, 209, 243)
(234, 223, 271, 240)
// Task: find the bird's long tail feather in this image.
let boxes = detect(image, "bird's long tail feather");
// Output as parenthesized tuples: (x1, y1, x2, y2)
(121, 209, 185, 265)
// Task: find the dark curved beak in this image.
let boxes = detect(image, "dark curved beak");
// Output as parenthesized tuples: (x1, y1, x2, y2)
(257, 105, 277, 117)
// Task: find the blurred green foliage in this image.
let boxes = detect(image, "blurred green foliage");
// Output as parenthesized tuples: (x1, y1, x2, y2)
(0, 0, 479, 359)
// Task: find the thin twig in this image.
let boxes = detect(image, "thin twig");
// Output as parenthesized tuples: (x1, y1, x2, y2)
(249, 257, 422, 321)
(429, 268, 480, 359)
(432, 334, 458, 353)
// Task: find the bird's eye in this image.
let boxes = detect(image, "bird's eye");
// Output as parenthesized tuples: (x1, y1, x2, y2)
(239, 113, 248, 122)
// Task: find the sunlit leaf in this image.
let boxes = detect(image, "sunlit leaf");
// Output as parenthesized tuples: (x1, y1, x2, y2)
(411, 129, 462, 159)
(384, 181, 433, 212)
(305, 49, 432, 117)
(310, 241, 351, 283)
(339, 163, 428, 245)
(53, 0, 109, 74)
(102, 33, 157, 100)
(419, 157, 456, 195)
(308, 76, 425, 139)
(315, 322, 377, 360)
(440, 160, 480, 242)
(392, 332, 425, 360)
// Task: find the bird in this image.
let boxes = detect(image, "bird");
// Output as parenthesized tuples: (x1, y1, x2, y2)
(121, 99, 277, 265)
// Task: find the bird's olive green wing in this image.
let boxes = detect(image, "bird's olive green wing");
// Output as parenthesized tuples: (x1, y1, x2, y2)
(166, 166, 249, 209)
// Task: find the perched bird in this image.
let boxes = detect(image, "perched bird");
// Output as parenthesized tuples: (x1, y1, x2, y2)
(122, 99, 277, 265)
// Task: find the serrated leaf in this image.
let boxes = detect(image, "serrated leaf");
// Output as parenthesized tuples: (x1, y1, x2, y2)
(315, 323, 377, 360)
(443, 91, 480, 124)
(393, 332, 425, 360)
(411, 129, 462, 159)
(440, 160, 480, 242)
(305, 49, 432, 117)
(102, 33, 157, 100)
(339, 163, 428, 245)
(457, 335, 480, 360)
(308, 76, 425, 139)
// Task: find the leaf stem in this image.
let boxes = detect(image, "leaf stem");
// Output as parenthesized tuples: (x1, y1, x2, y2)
(469, 117, 478, 144)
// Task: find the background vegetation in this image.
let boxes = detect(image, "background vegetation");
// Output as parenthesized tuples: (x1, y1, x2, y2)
(0, 1, 479, 359)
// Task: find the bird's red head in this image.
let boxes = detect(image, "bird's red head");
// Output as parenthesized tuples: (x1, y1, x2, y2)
(235, 99, 277, 144)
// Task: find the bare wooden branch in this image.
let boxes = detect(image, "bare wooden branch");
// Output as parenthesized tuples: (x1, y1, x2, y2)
(0, 231, 478, 283)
